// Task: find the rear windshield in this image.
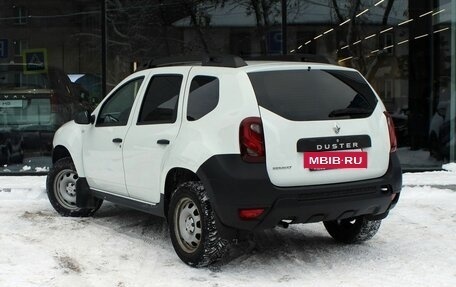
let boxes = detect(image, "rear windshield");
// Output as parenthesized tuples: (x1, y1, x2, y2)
(248, 69, 378, 121)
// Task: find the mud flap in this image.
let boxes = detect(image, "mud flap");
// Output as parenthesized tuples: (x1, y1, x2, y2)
(76, 177, 98, 208)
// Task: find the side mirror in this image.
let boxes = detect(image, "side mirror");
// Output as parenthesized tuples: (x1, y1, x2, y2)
(74, 110, 94, 125)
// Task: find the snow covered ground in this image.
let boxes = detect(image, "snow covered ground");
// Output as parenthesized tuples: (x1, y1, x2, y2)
(1, 172, 455, 287)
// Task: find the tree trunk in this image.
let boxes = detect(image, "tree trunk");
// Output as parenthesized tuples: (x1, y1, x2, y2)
(382, 0, 396, 26)
(331, 0, 344, 23)
(251, 0, 267, 54)
(182, 0, 210, 53)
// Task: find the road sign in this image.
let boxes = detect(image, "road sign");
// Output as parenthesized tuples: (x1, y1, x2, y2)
(22, 48, 48, 74)
(0, 39, 8, 58)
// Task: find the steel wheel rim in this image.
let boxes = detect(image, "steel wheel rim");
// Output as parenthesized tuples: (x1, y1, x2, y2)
(174, 197, 202, 253)
(53, 168, 78, 210)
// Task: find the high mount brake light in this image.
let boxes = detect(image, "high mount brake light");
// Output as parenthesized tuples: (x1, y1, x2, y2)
(239, 117, 266, 163)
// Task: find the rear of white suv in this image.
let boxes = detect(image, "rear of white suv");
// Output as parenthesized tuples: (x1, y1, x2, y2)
(195, 62, 401, 243)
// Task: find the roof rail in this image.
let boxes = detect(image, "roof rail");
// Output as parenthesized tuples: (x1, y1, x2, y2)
(244, 54, 330, 64)
(145, 55, 202, 68)
(144, 54, 247, 69)
(202, 55, 247, 68)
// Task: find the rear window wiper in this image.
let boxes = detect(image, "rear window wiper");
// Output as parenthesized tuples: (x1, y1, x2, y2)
(328, 108, 372, 118)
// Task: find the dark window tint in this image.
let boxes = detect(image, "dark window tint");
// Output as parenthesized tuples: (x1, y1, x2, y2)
(187, 76, 219, 121)
(97, 77, 144, 126)
(248, 70, 378, 121)
(138, 75, 182, 124)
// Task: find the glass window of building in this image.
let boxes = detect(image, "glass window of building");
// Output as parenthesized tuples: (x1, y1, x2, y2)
(0, 0, 101, 173)
(1, 0, 455, 173)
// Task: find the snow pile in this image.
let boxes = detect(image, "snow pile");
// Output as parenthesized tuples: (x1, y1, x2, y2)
(0, 176, 46, 190)
(403, 168, 456, 186)
(20, 165, 32, 172)
(0, 173, 455, 286)
(442, 162, 456, 172)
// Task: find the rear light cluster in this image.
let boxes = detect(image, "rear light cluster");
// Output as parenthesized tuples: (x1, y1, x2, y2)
(239, 117, 266, 162)
(384, 112, 397, 153)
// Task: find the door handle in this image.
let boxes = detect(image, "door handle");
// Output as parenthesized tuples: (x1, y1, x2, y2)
(112, 138, 123, 143)
(157, 139, 170, 145)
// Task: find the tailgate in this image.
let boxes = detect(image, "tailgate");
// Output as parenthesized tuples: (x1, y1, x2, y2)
(259, 107, 390, 187)
(248, 68, 390, 187)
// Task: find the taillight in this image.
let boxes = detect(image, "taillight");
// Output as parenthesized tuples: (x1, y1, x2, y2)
(239, 117, 266, 162)
(384, 111, 397, 153)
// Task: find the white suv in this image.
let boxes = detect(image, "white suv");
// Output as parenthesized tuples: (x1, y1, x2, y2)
(46, 55, 402, 267)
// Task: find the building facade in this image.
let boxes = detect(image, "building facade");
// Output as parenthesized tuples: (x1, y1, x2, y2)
(0, 0, 454, 173)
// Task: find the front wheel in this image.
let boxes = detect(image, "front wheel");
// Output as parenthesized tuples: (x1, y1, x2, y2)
(168, 181, 229, 267)
(324, 216, 381, 244)
(46, 157, 102, 217)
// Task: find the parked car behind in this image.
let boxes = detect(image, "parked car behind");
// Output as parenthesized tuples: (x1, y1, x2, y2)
(0, 63, 88, 166)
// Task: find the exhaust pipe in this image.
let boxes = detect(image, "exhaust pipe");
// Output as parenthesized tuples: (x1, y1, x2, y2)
(278, 219, 293, 228)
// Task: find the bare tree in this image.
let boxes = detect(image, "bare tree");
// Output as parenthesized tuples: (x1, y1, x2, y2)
(332, 0, 397, 76)
(218, 0, 281, 54)
(104, 0, 215, 82)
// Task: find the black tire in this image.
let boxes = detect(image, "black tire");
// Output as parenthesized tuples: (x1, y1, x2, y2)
(46, 157, 102, 217)
(324, 216, 381, 244)
(168, 181, 229, 267)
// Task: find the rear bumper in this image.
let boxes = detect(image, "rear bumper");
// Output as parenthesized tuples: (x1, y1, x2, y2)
(196, 153, 402, 232)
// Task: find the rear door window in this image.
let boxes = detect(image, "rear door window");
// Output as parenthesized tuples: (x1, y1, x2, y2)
(248, 69, 378, 121)
(137, 74, 183, 125)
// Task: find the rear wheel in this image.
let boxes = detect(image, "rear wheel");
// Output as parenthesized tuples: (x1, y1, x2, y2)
(46, 157, 102, 217)
(324, 216, 381, 243)
(168, 181, 229, 267)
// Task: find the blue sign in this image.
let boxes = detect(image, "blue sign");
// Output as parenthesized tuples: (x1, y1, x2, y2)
(22, 49, 48, 74)
(0, 39, 8, 58)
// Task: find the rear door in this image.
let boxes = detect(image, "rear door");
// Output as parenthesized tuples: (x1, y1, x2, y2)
(247, 67, 390, 187)
(123, 67, 189, 203)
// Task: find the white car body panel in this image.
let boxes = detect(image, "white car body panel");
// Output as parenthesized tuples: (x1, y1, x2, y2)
(259, 106, 390, 187)
(83, 124, 130, 195)
(53, 121, 86, 176)
(166, 67, 261, 166)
